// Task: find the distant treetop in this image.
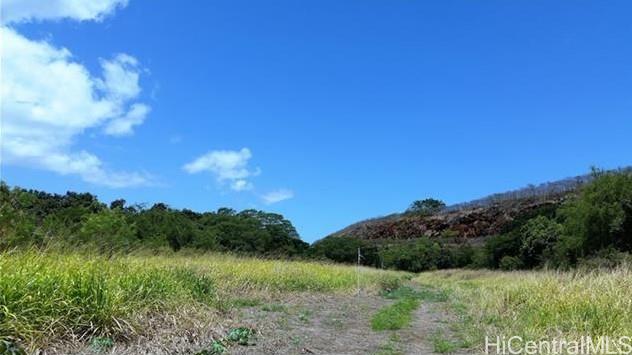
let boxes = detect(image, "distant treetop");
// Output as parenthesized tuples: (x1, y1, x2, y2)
(406, 198, 446, 216)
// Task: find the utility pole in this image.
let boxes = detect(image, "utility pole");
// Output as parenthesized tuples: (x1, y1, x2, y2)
(357, 248, 361, 296)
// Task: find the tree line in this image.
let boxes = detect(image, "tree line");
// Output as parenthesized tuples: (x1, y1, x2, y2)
(0, 183, 308, 256)
(3, 167, 631, 271)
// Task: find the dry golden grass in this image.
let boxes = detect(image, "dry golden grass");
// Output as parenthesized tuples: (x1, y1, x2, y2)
(0, 250, 408, 349)
(416, 267, 632, 350)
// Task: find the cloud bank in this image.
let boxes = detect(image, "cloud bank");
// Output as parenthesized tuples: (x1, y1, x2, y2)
(1, 1, 152, 187)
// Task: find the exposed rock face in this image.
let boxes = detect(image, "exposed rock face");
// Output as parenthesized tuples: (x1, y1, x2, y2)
(328, 195, 569, 243)
(326, 168, 632, 244)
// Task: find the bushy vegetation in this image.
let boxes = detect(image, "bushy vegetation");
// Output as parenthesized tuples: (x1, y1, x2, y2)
(476, 168, 632, 270)
(0, 183, 308, 256)
(405, 198, 446, 216)
(315, 169, 632, 272)
(0, 250, 407, 349)
(416, 267, 632, 350)
(380, 238, 474, 272)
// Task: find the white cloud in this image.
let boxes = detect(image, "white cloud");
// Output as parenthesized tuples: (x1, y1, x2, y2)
(104, 103, 150, 136)
(262, 189, 294, 205)
(97, 53, 142, 101)
(183, 148, 259, 191)
(2, 0, 129, 24)
(36, 151, 151, 188)
(230, 179, 254, 192)
(1, 26, 152, 187)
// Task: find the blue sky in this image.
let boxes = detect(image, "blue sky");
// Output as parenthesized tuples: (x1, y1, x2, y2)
(2, 0, 632, 242)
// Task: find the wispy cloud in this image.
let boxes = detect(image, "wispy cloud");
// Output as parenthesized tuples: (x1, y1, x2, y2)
(262, 189, 294, 205)
(104, 102, 150, 137)
(183, 148, 259, 191)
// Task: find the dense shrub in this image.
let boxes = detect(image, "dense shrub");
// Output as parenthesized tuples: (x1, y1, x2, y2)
(499, 256, 523, 270)
(309, 236, 365, 264)
(379, 239, 475, 272)
(557, 169, 632, 263)
(79, 209, 137, 254)
(519, 216, 563, 268)
(381, 238, 442, 272)
(483, 232, 522, 269)
(480, 169, 632, 270)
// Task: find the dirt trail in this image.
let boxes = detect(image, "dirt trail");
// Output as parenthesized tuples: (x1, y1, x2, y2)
(398, 297, 469, 355)
(232, 293, 391, 355)
(51, 283, 469, 355)
(228, 283, 469, 355)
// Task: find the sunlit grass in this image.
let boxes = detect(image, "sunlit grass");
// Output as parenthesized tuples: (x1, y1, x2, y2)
(0, 250, 407, 348)
(371, 286, 425, 331)
(415, 267, 632, 350)
(371, 297, 420, 331)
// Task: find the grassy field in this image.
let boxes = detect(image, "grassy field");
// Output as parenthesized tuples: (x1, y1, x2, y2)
(0, 250, 407, 350)
(415, 267, 632, 351)
(7, 250, 632, 354)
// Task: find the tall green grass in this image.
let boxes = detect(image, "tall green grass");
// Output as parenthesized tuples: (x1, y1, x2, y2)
(415, 267, 632, 350)
(0, 250, 406, 348)
(371, 298, 420, 331)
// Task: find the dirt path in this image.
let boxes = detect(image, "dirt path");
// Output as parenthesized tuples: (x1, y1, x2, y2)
(226, 283, 469, 355)
(51, 283, 469, 355)
(398, 298, 469, 355)
(231, 293, 392, 355)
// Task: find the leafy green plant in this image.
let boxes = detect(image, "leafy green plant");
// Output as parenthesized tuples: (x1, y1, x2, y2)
(194, 340, 226, 355)
(298, 309, 312, 323)
(90, 337, 114, 352)
(226, 327, 256, 346)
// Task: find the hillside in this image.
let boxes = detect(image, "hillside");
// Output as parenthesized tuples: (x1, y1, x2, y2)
(328, 173, 592, 243)
(310, 168, 632, 272)
(329, 195, 567, 244)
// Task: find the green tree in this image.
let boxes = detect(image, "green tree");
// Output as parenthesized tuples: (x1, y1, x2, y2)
(406, 198, 446, 215)
(80, 209, 137, 254)
(484, 232, 522, 269)
(381, 238, 442, 272)
(310, 236, 365, 264)
(519, 216, 563, 268)
(135, 207, 198, 251)
(0, 185, 37, 249)
(558, 169, 632, 263)
(109, 199, 126, 210)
